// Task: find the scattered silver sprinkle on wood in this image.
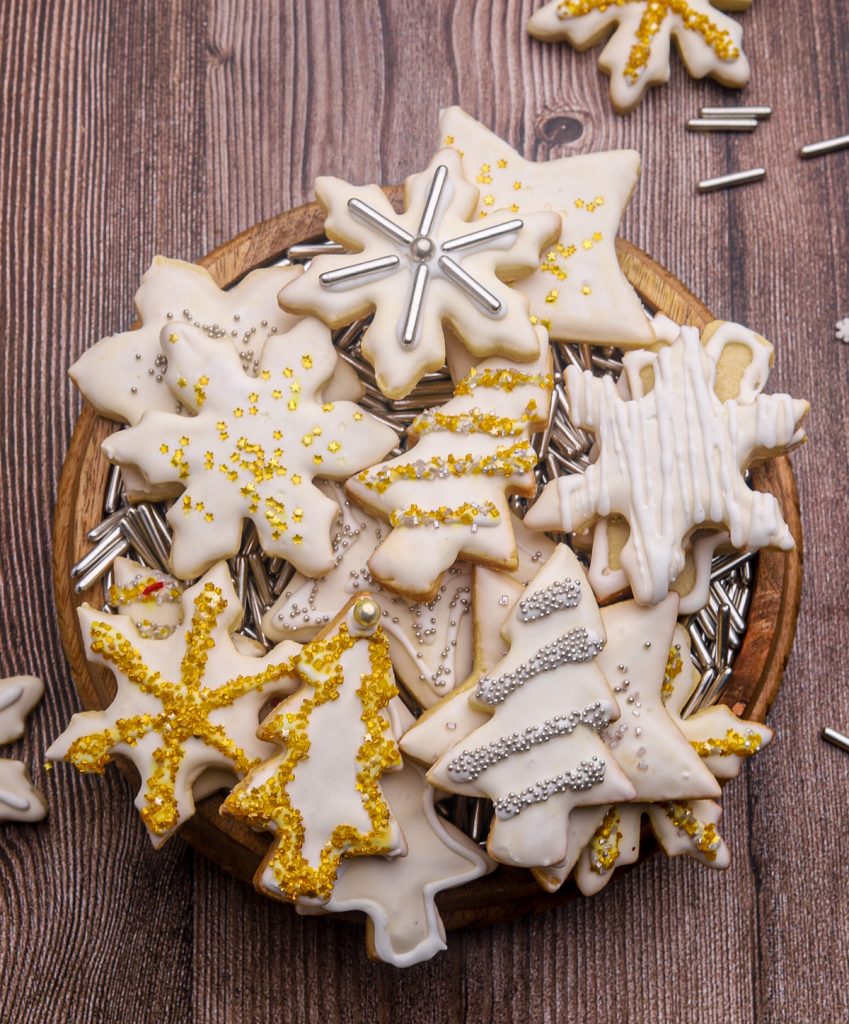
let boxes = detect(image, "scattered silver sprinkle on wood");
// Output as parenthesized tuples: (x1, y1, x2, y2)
(688, 118, 758, 133)
(700, 105, 771, 120)
(799, 134, 849, 159)
(822, 727, 849, 754)
(698, 168, 766, 193)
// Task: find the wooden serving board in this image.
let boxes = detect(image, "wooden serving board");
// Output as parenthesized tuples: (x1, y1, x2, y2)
(53, 191, 803, 929)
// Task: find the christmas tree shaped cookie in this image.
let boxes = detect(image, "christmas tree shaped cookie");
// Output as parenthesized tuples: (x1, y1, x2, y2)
(222, 595, 405, 903)
(525, 321, 808, 605)
(438, 106, 653, 346)
(346, 341, 553, 601)
(102, 318, 398, 580)
(527, 1, 752, 114)
(429, 545, 636, 867)
(262, 483, 474, 709)
(279, 148, 561, 398)
(48, 563, 301, 846)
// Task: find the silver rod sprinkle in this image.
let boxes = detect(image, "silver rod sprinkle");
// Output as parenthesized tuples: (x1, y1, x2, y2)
(711, 551, 755, 580)
(700, 105, 771, 120)
(248, 553, 274, 607)
(135, 504, 172, 569)
(714, 603, 731, 667)
(402, 263, 429, 346)
(72, 525, 125, 577)
(120, 513, 165, 572)
(442, 218, 524, 253)
(74, 536, 129, 592)
(348, 198, 413, 246)
(104, 463, 123, 514)
(822, 727, 849, 754)
(333, 318, 370, 350)
(437, 255, 501, 315)
(235, 558, 248, 610)
(417, 164, 448, 238)
(272, 561, 296, 597)
(711, 580, 747, 632)
(799, 134, 849, 159)
(319, 254, 399, 287)
(287, 241, 346, 259)
(87, 509, 126, 542)
(245, 581, 268, 646)
(698, 168, 766, 193)
(687, 118, 758, 132)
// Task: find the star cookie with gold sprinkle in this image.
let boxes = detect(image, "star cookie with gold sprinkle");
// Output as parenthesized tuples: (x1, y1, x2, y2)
(527, 0, 752, 114)
(438, 107, 653, 346)
(102, 318, 399, 580)
(222, 595, 405, 904)
(279, 148, 561, 399)
(47, 563, 301, 846)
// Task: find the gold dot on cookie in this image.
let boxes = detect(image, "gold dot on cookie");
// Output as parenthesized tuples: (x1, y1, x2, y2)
(352, 596, 381, 630)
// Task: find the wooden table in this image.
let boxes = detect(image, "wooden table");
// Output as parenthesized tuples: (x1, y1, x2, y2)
(2, 3, 847, 1021)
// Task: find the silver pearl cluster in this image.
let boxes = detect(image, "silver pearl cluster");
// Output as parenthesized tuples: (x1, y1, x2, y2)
(475, 627, 605, 706)
(446, 701, 611, 782)
(493, 756, 607, 820)
(517, 577, 581, 622)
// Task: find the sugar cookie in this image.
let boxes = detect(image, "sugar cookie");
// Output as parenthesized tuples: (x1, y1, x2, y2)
(525, 320, 809, 605)
(222, 595, 405, 904)
(346, 340, 553, 601)
(438, 106, 653, 345)
(0, 675, 44, 746)
(0, 760, 47, 823)
(262, 483, 474, 709)
(48, 563, 301, 846)
(527, 1, 751, 114)
(279, 148, 560, 398)
(108, 557, 184, 639)
(102, 319, 398, 580)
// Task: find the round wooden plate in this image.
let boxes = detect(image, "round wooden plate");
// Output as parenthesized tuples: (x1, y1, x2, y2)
(54, 191, 803, 929)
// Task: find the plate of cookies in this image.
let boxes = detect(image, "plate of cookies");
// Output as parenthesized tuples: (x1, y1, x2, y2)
(51, 106, 807, 968)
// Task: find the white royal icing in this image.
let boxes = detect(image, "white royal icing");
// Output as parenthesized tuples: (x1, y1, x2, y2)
(263, 483, 474, 709)
(346, 340, 553, 601)
(280, 147, 560, 398)
(438, 106, 653, 346)
(0, 760, 47, 823)
(0, 675, 43, 746)
(102, 318, 399, 580)
(429, 545, 635, 868)
(47, 562, 301, 847)
(527, 1, 751, 113)
(525, 323, 808, 605)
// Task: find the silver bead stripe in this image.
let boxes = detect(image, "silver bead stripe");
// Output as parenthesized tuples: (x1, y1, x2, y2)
(493, 756, 607, 820)
(446, 701, 610, 782)
(518, 577, 581, 621)
(475, 627, 604, 706)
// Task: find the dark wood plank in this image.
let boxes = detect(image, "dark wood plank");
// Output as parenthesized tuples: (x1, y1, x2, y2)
(2, 0, 849, 1021)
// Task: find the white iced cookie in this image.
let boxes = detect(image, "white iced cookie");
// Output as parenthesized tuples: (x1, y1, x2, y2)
(102, 319, 398, 580)
(298, 706, 494, 968)
(222, 595, 405, 904)
(47, 563, 301, 847)
(346, 341, 553, 601)
(279, 148, 561, 398)
(108, 557, 184, 639)
(262, 484, 473, 709)
(664, 624, 773, 779)
(0, 674, 47, 823)
(70, 258, 306, 425)
(0, 675, 44, 746)
(527, 1, 751, 114)
(525, 321, 809, 605)
(400, 517, 555, 766)
(429, 545, 636, 868)
(438, 106, 653, 346)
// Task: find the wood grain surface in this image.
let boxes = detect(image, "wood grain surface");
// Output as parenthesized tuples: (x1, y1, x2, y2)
(1, 2, 846, 1022)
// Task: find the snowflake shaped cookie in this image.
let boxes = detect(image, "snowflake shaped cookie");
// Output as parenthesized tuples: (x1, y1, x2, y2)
(262, 484, 473, 709)
(47, 563, 300, 845)
(280, 149, 561, 398)
(102, 319, 398, 580)
(528, 0, 752, 113)
(439, 107, 653, 347)
(525, 323, 809, 604)
(70, 257, 309, 425)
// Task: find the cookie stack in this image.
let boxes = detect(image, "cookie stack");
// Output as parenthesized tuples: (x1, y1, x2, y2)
(51, 107, 808, 967)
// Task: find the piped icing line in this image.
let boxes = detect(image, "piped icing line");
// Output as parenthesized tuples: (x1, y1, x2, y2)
(0, 760, 47, 823)
(346, 342, 553, 601)
(525, 322, 808, 605)
(0, 675, 44, 746)
(279, 147, 561, 399)
(493, 756, 607, 819)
